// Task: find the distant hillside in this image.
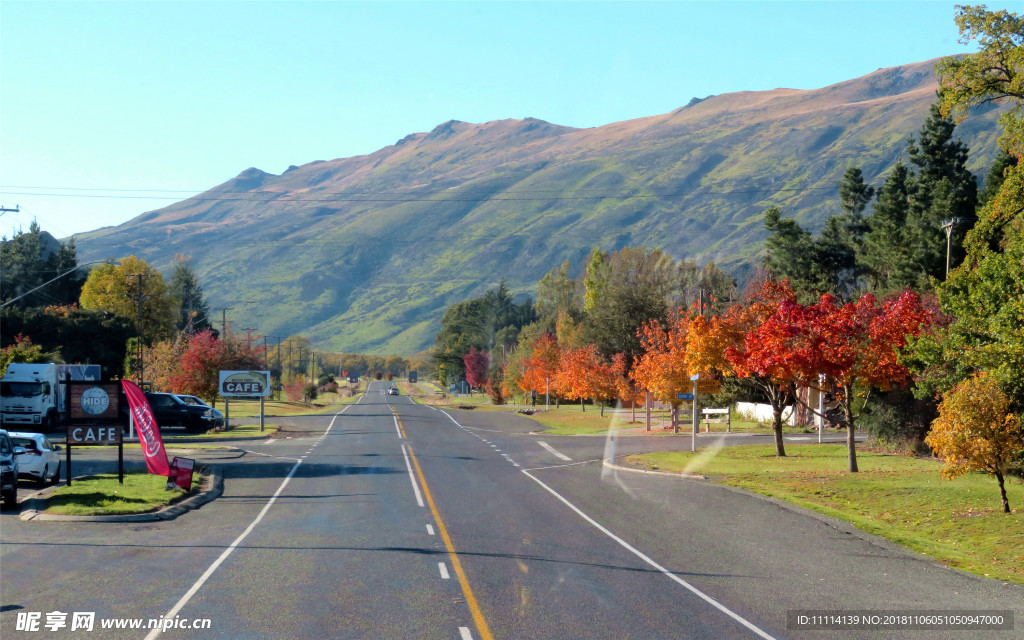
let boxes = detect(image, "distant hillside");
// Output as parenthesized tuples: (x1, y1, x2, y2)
(76, 58, 1005, 355)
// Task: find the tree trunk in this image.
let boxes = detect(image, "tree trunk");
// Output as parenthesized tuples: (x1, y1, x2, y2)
(846, 424, 858, 472)
(772, 404, 787, 457)
(996, 470, 1011, 513)
(600, 400, 605, 417)
(844, 389, 858, 473)
(581, 397, 585, 412)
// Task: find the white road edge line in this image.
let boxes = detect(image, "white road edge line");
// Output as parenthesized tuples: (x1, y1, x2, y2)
(537, 440, 572, 461)
(438, 562, 450, 579)
(459, 627, 474, 640)
(520, 469, 779, 640)
(143, 410, 347, 640)
(523, 459, 600, 472)
(439, 409, 461, 427)
(394, 415, 403, 439)
(401, 443, 425, 507)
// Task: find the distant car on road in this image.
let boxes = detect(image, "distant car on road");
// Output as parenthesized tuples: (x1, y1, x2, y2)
(176, 395, 225, 429)
(388, 387, 399, 396)
(0, 429, 26, 509)
(8, 431, 61, 486)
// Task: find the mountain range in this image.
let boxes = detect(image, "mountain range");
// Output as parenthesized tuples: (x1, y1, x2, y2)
(76, 58, 1006, 355)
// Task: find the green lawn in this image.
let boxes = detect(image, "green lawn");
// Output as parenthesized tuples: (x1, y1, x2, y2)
(45, 470, 202, 515)
(628, 444, 1024, 584)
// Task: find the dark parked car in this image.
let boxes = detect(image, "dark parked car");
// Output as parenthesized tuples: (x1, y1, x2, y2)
(1, 429, 27, 510)
(144, 392, 213, 433)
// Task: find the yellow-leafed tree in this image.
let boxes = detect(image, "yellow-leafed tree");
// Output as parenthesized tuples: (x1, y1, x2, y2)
(925, 372, 1024, 513)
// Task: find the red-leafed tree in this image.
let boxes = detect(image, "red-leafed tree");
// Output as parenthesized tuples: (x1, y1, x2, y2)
(154, 329, 266, 404)
(519, 333, 560, 400)
(720, 279, 801, 456)
(783, 290, 933, 471)
(166, 330, 223, 401)
(463, 347, 489, 392)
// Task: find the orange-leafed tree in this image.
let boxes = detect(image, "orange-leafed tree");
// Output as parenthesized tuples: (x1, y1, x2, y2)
(720, 279, 801, 456)
(519, 333, 560, 401)
(553, 344, 623, 415)
(925, 371, 1024, 513)
(611, 352, 644, 422)
(631, 312, 692, 405)
(784, 290, 933, 472)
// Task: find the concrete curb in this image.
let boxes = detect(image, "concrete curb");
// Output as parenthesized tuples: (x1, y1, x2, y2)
(601, 458, 707, 480)
(18, 467, 223, 523)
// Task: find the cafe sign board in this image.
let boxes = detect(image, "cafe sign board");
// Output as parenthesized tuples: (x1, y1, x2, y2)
(70, 382, 120, 420)
(219, 370, 271, 397)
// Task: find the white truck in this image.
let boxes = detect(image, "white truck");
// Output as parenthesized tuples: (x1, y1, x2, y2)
(0, 363, 101, 429)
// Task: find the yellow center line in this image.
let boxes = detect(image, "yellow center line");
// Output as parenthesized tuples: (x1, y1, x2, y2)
(406, 441, 495, 640)
(391, 407, 408, 438)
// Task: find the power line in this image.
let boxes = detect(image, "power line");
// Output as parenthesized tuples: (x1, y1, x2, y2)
(0, 182, 864, 204)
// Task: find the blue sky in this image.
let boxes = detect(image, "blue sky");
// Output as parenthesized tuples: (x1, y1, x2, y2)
(1, 1, 1020, 240)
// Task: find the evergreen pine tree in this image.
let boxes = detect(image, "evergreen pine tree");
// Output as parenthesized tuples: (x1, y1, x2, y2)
(169, 257, 211, 334)
(860, 162, 917, 293)
(905, 102, 979, 282)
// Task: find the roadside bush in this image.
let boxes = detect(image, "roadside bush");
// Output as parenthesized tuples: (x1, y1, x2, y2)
(303, 382, 318, 403)
(486, 380, 505, 405)
(859, 389, 936, 446)
(284, 379, 305, 402)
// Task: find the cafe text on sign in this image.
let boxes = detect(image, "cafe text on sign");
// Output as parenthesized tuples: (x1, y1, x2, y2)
(219, 370, 271, 397)
(67, 425, 122, 446)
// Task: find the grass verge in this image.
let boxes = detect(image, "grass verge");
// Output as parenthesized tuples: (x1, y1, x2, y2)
(627, 444, 1024, 584)
(526, 405, 655, 435)
(45, 470, 202, 516)
(224, 396, 358, 417)
(164, 423, 279, 439)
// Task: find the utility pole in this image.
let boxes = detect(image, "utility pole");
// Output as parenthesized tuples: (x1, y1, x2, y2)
(219, 307, 234, 336)
(126, 274, 148, 384)
(0, 204, 19, 216)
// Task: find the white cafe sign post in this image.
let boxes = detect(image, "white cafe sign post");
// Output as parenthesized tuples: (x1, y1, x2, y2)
(218, 371, 271, 431)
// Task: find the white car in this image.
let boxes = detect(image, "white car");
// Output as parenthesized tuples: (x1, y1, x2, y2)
(8, 432, 62, 487)
(176, 395, 226, 429)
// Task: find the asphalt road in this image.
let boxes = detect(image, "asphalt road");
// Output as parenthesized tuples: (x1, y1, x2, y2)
(1, 381, 1021, 639)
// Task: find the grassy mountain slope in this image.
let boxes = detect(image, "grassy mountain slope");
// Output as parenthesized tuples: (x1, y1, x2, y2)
(76, 59, 1005, 355)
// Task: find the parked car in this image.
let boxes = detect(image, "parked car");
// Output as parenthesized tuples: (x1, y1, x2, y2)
(0, 429, 26, 510)
(388, 387, 399, 396)
(8, 432, 61, 486)
(176, 395, 225, 429)
(143, 392, 212, 433)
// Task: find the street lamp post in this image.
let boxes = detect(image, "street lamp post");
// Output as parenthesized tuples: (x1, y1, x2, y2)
(940, 217, 977, 277)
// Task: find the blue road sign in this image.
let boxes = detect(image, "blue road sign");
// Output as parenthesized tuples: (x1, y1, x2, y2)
(677, 393, 694, 400)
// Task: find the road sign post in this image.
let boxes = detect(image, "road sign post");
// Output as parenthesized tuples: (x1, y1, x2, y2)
(691, 377, 699, 452)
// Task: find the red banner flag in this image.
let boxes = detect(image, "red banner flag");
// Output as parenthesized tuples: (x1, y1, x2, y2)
(121, 380, 170, 476)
